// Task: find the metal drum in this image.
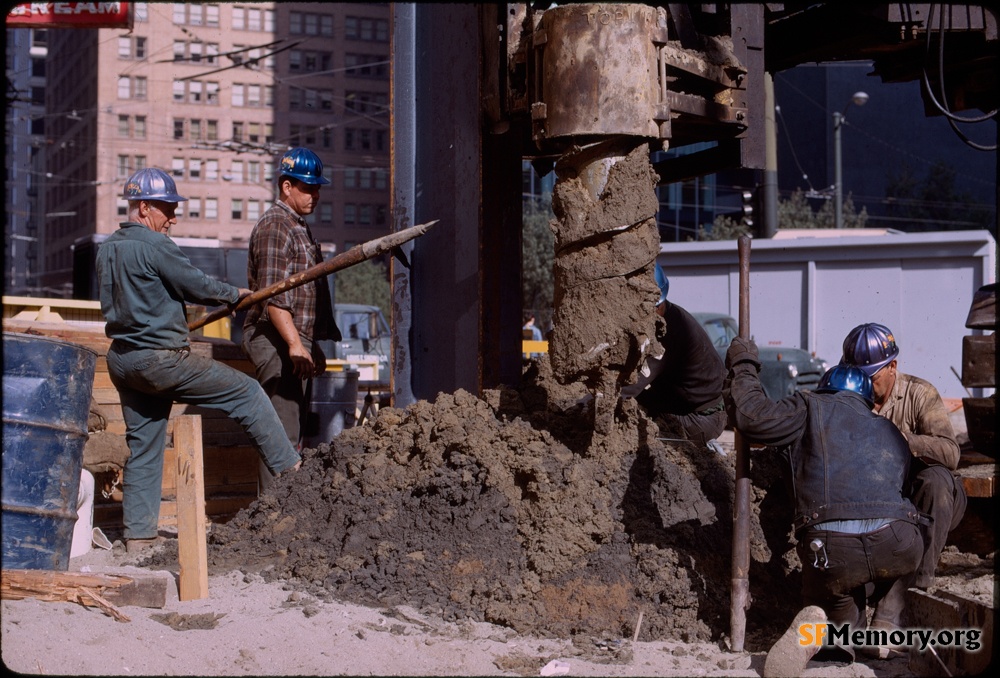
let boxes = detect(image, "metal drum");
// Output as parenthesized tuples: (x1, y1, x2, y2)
(304, 369, 359, 448)
(2, 332, 97, 570)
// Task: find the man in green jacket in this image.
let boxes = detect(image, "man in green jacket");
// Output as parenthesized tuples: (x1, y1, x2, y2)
(98, 168, 301, 553)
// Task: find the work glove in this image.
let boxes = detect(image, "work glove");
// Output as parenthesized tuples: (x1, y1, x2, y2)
(726, 336, 761, 371)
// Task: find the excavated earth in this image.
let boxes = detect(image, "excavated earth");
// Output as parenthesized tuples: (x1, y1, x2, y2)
(205, 358, 802, 651)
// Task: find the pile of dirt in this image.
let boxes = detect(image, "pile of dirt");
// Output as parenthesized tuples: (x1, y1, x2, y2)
(207, 357, 800, 649)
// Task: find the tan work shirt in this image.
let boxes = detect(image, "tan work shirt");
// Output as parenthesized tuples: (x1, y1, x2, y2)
(876, 372, 960, 470)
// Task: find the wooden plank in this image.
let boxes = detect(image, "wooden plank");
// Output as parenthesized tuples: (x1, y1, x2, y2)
(96, 573, 169, 608)
(174, 415, 208, 601)
(961, 475, 994, 498)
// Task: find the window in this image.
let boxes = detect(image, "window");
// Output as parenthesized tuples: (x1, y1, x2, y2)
(118, 115, 129, 137)
(359, 204, 373, 226)
(322, 128, 333, 149)
(247, 161, 261, 184)
(265, 124, 274, 144)
(345, 54, 389, 79)
(135, 116, 146, 139)
(171, 158, 185, 178)
(289, 11, 301, 34)
(118, 77, 131, 98)
(188, 3, 203, 25)
(247, 8, 261, 30)
(188, 198, 201, 219)
(134, 77, 147, 99)
(248, 200, 261, 221)
(232, 84, 244, 107)
(189, 159, 201, 180)
(320, 203, 333, 223)
(206, 159, 218, 181)
(206, 82, 219, 105)
(375, 169, 388, 190)
(232, 7, 245, 30)
(205, 198, 218, 220)
(190, 119, 202, 140)
(118, 36, 131, 58)
(232, 122, 244, 142)
(135, 37, 147, 59)
(189, 42, 202, 63)
(264, 10, 274, 32)
(247, 84, 261, 107)
(117, 199, 128, 217)
(304, 13, 317, 35)
(31, 58, 45, 77)
(323, 166, 334, 184)
(206, 4, 219, 27)
(289, 50, 301, 71)
(344, 169, 357, 189)
(189, 80, 203, 103)
(231, 199, 244, 220)
(205, 43, 218, 65)
(305, 90, 317, 109)
(135, 155, 147, 170)
(248, 123, 261, 143)
(231, 161, 243, 183)
(320, 91, 333, 111)
(173, 80, 185, 102)
(173, 118, 185, 139)
(344, 204, 357, 225)
(264, 86, 274, 106)
(117, 155, 130, 179)
(172, 3, 185, 24)
(375, 205, 387, 226)
(174, 40, 185, 61)
(321, 15, 333, 36)
(207, 120, 219, 140)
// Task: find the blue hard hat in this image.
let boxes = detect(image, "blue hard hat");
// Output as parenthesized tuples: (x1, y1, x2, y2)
(122, 168, 187, 202)
(816, 364, 874, 405)
(277, 147, 330, 185)
(654, 262, 670, 304)
(841, 323, 899, 377)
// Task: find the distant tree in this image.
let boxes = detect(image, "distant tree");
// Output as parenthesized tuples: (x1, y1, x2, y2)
(885, 161, 994, 232)
(333, 259, 391, 316)
(697, 215, 751, 241)
(522, 196, 555, 329)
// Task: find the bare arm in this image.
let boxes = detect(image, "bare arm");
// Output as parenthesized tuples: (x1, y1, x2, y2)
(266, 305, 315, 378)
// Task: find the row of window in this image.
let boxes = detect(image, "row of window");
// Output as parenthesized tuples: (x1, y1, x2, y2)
(115, 196, 386, 227)
(344, 17, 390, 43)
(117, 154, 384, 192)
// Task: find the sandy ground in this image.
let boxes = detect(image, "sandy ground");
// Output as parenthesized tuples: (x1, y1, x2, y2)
(2, 535, 922, 678)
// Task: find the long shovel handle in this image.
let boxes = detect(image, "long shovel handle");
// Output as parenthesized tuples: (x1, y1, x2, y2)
(730, 235, 752, 652)
(188, 220, 439, 332)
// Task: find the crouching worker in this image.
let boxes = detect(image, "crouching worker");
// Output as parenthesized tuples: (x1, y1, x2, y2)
(723, 337, 925, 675)
(97, 168, 302, 553)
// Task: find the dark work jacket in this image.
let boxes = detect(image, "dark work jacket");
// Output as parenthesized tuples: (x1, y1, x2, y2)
(635, 301, 726, 416)
(726, 359, 921, 535)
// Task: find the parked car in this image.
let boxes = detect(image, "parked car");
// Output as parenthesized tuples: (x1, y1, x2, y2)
(691, 312, 829, 400)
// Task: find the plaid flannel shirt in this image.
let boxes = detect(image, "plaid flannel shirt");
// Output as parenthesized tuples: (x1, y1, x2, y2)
(244, 200, 339, 341)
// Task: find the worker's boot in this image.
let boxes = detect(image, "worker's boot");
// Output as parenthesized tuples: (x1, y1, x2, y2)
(763, 605, 826, 677)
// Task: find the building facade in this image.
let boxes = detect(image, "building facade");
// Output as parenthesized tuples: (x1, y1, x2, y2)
(32, 2, 390, 295)
(4, 26, 48, 294)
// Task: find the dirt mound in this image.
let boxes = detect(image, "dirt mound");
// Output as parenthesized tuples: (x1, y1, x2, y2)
(208, 358, 798, 648)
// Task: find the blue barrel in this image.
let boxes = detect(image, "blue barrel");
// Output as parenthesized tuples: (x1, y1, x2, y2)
(2, 332, 97, 570)
(304, 370, 359, 448)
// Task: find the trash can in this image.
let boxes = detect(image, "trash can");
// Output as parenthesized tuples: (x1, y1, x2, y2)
(2, 332, 97, 570)
(304, 369, 359, 448)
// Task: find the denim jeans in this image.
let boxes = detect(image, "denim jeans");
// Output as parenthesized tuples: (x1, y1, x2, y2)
(797, 520, 923, 629)
(107, 343, 301, 539)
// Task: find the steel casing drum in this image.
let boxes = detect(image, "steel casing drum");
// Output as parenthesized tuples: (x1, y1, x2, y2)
(2, 332, 97, 570)
(304, 370, 359, 448)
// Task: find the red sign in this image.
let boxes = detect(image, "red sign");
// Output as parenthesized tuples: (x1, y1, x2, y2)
(6, 2, 133, 29)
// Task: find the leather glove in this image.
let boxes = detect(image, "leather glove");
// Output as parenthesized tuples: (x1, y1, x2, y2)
(726, 336, 761, 370)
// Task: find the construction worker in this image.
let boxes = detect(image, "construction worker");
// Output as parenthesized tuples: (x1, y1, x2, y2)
(724, 347, 924, 674)
(623, 263, 727, 448)
(242, 148, 341, 479)
(97, 168, 301, 553)
(841, 322, 967, 646)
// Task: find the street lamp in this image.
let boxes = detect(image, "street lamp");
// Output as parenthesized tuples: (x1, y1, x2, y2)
(833, 91, 869, 229)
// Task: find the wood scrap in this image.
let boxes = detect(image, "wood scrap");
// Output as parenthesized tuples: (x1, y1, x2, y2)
(1, 569, 132, 622)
